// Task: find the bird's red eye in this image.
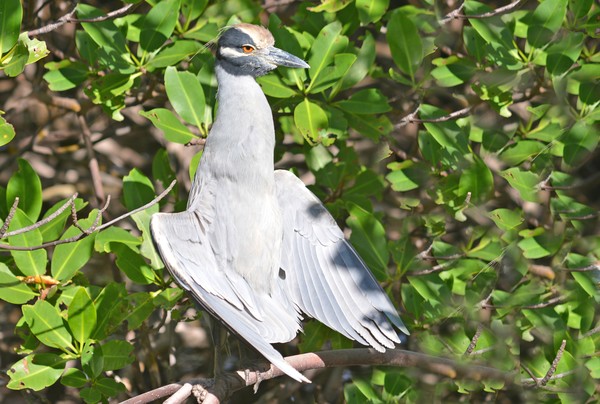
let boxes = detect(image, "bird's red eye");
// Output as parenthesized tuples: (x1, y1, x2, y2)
(242, 45, 254, 53)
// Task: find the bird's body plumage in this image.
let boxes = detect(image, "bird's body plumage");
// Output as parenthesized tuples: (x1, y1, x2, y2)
(150, 24, 407, 383)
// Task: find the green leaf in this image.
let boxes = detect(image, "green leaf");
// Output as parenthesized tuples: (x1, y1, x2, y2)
(562, 120, 598, 168)
(500, 168, 540, 202)
(140, 108, 197, 144)
(7, 158, 42, 221)
(147, 40, 204, 69)
(8, 209, 47, 277)
(140, 0, 180, 53)
(257, 74, 298, 98)
(61, 368, 88, 388)
(309, 53, 356, 94)
(526, 0, 568, 48)
(51, 211, 99, 282)
(294, 99, 328, 144)
(489, 208, 524, 231)
(43, 60, 89, 91)
(182, 0, 209, 23)
(336, 89, 391, 114)
(2, 33, 27, 76)
(91, 283, 127, 340)
(457, 157, 493, 202)
(344, 112, 392, 140)
(386, 161, 426, 192)
(7, 353, 66, 391)
(124, 292, 155, 330)
(335, 31, 376, 92)
(22, 300, 74, 351)
(77, 4, 132, 73)
(68, 287, 97, 343)
(346, 202, 389, 281)
(0, 114, 15, 146)
(82, 343, 104, 379)
(80, 387, 102, 404)
(499, 140, 547, 165)
(123, 168, 156, 210)
(356, 0, 389, 24)
(431, 56, 476, 87)
(165, 66, 206, 131)
(0, 263, 37, 304)
(387, 8, 423, 80)
(95, 226, 141, 253)
(113, 243, 155, 285)
(101, 340, 135, 371)
(307, 22, 349, 93)
(0, 0, 22, 54)
(94, 377, 126, 397)
(571, 272, 596, 298)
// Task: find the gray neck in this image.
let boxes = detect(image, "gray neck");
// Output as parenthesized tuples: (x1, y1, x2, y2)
(188, 62, 276, 207)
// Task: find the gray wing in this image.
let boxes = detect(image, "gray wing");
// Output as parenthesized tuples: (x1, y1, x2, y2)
(150, 211, 308, 383)
(275, 170, 409, 351)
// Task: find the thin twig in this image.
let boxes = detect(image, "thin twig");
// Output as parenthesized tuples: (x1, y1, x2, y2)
(521, 369, 577, 385)
(0, 197, 20, 238)
(441, 0, 527, 24)
(2, 194, 78, 239)
(579, 324, 600, 340)
(540, 340, 566, 386)
(395, 106, 473, 129)
(78, 114, 105, 206)
(28, 3, 137, 36)
(560, 263, 600, 272)
(521, 295, 566, 310)
(464, 325, 483, 356)
(0, 180, 176, 251)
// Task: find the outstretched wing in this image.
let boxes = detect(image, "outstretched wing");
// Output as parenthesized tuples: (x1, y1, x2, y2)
(274, 170, 409, 351)
(150, 211, 308, 383)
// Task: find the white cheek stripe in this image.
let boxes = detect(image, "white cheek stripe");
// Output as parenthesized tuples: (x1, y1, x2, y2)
(220, 46, 245, 59)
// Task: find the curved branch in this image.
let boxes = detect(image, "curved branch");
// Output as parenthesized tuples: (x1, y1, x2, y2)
(121, 348, 517, 404)
(0, 180, 176, 251)
(28, 3, 138, 37)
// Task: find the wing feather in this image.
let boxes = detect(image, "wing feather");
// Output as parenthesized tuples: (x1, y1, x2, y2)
(150, 211, 307, 382)
(275, 170, 409, 350)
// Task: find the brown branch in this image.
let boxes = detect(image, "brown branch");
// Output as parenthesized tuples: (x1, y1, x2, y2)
(395, 106, 473, 129)
(441, 0, 528, 24)
(28, 3, 138, 36)
(579, 324, 600, 340)
(560, 263, 600, 272)
(0, 180, 176, 251)
(464, 325, 483, 356)
(0, 197, 20, 238)
(78, 115, 105, 206)
(121, 348, 516, 404)
(1, 194, 78, 239)
(540, 339, 566, 386)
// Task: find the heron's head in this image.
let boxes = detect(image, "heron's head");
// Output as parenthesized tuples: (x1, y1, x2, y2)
(216, 24, 309, 77)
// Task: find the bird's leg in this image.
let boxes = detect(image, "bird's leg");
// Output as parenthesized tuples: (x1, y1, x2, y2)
(206, 315, 230, 377)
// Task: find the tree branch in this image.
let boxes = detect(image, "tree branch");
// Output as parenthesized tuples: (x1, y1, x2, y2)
(395, 106, 473, 129)
(78, 114, 105, 206)
(27, 3, 138, 37)
(121, 348, 517, 404)
(0, 180, 176, 251)
(441, 0, 528, 24)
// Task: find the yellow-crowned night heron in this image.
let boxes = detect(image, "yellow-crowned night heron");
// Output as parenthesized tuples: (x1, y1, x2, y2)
(150, 23, 409, 383)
